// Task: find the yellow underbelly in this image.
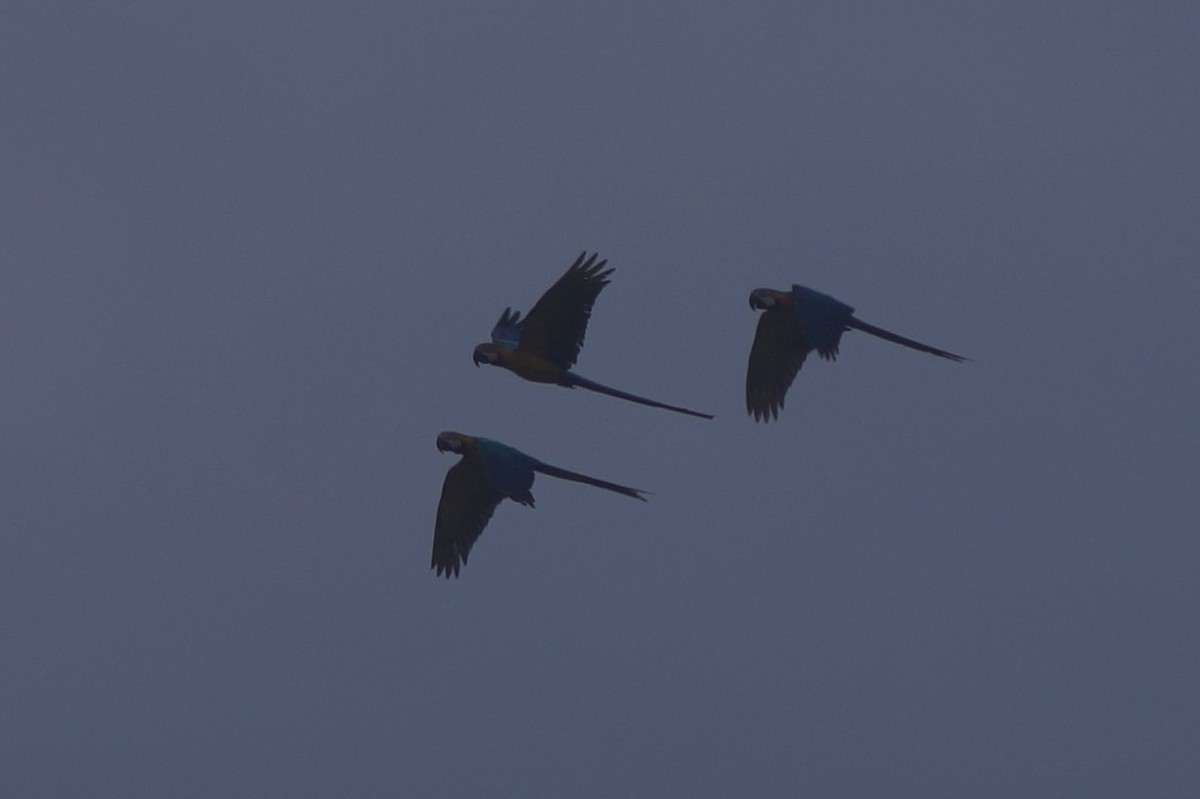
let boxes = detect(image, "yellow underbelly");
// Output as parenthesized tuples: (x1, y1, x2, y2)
(502, 351, 566, 384)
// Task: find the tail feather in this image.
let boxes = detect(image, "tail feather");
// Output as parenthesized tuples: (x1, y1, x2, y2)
(848, 317, 969, 362)
(566, 373, 714, 419)
(532, 461, 648, 501)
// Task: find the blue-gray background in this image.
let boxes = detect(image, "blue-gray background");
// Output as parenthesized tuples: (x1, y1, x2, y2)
(4, 3, 1196, 797)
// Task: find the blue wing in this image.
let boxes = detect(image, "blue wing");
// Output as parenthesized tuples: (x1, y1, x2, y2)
(475, 438, 537, 506)
(791, 285, 855, 360)
(490, 308, 524, 350)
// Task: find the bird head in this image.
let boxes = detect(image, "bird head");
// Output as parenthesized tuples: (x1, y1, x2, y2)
(472, 343, 501, 367)
(749, 288, 780, 311)
(436, 431, 469, 454)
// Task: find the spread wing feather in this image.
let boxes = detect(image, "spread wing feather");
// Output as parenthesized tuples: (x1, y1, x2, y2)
(746, 309, 811, 422)
(432, 454, 505, 578)
(517, 252, 613, 369)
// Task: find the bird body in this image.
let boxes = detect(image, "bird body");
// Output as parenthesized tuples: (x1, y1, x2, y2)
(473, 252, 713, 419)
(746, 284, 967, 421)
(432, 431, 647, 577)
(789, 285, 856, 358)
(479, 346, 567, 384)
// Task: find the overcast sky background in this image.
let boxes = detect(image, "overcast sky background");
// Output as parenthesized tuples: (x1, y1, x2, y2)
(3, 3, 1197, 797)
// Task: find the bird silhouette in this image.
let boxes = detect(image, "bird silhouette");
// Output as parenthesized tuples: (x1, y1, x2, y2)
(746, 284, 967, 421)
(473, 252, 713, 419)
(432, 431, 647, 577)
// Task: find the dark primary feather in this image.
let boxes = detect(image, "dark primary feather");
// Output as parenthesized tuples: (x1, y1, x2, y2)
(746, 307, 810, 422)
(517, 252, 613, 369)
(431, 454, 505, 578)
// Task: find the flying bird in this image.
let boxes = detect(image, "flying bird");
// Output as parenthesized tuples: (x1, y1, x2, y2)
(746, 284, 967, 421)
(431, 431, 647, 578)
(472, 252, 713, 419)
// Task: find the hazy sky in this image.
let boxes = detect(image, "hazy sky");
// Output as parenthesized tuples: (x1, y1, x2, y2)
(4, 3, 1197, 797)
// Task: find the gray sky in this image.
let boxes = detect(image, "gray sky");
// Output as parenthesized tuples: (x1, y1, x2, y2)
(4, 3, 1198, 797)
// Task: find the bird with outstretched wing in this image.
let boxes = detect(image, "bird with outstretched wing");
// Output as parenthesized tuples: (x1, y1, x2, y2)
(431, 431, 647, 578)
(746, 284, 968, 421)
(473, 252, 713, 419)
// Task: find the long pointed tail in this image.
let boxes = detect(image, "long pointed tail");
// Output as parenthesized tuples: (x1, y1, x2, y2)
(533, 461, 649, 501)
(566, 373, 714, 419)
(848, 317, 969, 362)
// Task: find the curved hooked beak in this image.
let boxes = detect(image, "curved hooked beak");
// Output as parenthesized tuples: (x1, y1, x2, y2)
(473, 343, 499, 367)
(744, 289, 772, 307)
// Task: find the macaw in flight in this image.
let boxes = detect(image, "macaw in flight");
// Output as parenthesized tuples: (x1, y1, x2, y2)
(746, 284, 967, 422)
(432, 431, 647, 578)
(472, 252, 713, 419)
